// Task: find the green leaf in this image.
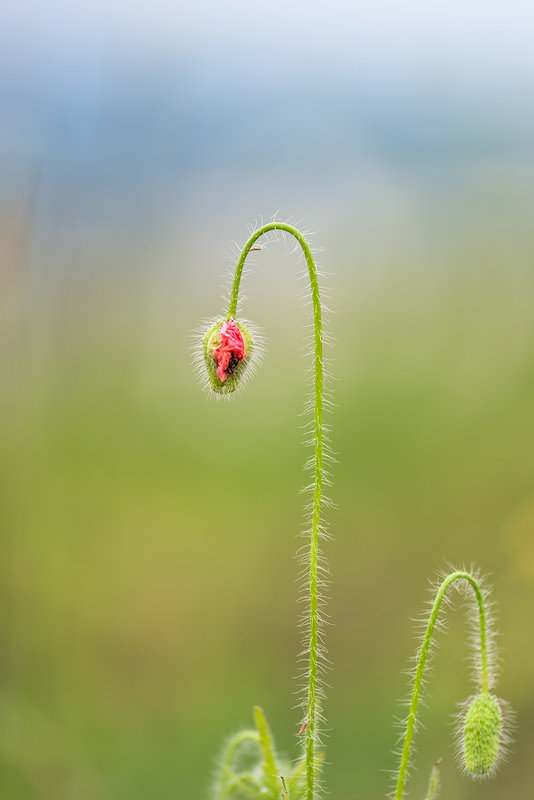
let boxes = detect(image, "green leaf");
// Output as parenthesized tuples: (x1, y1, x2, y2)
(253, 706, 280, 799)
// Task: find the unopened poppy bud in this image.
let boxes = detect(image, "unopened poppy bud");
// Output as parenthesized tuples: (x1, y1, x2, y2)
(424, 760, 440, 800)
(460, 692, 504, 777)
(201, 317, 256, 395)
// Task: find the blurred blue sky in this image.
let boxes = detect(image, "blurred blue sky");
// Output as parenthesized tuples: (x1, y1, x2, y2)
(3, 1, 534, 81)
(1, 1, 534, 266)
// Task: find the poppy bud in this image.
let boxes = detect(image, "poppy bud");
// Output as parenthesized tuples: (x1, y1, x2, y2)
(201, 317, 256, 395)
(460, 692, 505, 777)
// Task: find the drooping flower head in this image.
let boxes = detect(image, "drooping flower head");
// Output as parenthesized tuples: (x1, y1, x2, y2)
(198, 316, 257, 395)
(457, 692, 511, 779)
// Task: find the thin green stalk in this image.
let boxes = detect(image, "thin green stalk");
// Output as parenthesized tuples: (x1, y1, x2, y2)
(394, 571, 490, 800)
(228, 223, 324, 800)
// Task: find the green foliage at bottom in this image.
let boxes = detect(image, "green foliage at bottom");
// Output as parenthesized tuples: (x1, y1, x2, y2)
(212, 707, 318, 800)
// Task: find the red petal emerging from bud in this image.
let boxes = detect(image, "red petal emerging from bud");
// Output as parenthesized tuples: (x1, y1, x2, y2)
(213, 318, 247, 382)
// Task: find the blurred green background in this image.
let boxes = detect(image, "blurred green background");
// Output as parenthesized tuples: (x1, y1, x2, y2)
(1, 2, 534, 799)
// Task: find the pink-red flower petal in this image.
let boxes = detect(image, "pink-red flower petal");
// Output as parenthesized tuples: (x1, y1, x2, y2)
(214, 318, 247, 381)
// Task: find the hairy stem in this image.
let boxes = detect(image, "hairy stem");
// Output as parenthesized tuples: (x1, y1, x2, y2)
(394, 570, 490, 800)
(228, 223, 324, 800)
